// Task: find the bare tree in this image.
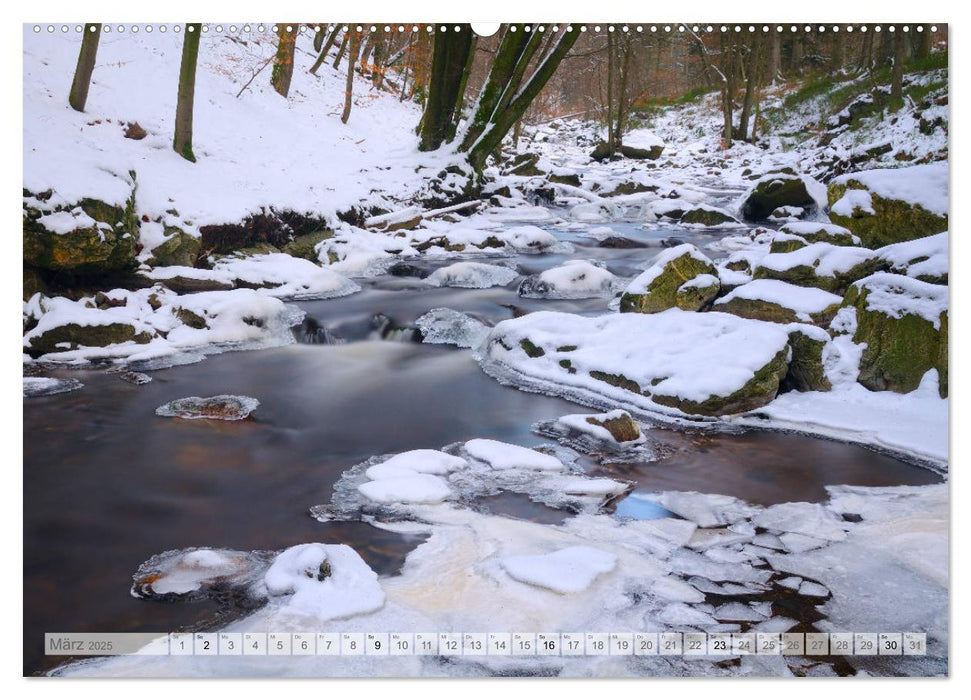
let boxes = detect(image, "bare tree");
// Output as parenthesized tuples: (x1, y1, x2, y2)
(69, 23, 101, 112)
(310, 25, 342, 75)
(341, 29, 362, 124)
(891, 27, 906, 108)
(173, 24, 202, 162)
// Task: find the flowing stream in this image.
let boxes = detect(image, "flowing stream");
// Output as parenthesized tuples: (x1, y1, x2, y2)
(23, 219, 941, 675)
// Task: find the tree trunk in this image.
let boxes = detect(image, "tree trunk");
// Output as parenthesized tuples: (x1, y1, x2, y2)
(69, 23, 101, 112)
(444, 35, 477, 142)
(466, 25, 580, 170)
(458, 26, 538, 152)
(310, 26, 342, 75)
(790, 35, 803, 74)
(720, 36, 734, 148)
(606, 32, 615, 154)
(859, 31, 874, 70)
(738, 35, 762, 141)
(271, 24, 297, 97)
(614, 37, 632, 147)
(769, 30, 781, 83)
(891, 28, 906, 108)
(915, 25, 932, 60)
(333, 34, 349, 69)
(832, 26, 845, 72)
(341, 30, 362, 124)
(173, 23, 201, 162)
(418, 25, 474, 151)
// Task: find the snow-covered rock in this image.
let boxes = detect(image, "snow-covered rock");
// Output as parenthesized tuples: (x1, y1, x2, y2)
(713, 279, 842, 326)
(424, 261, 518, 289)
(620, 244, 718, 313)
(518, 260, 619, 299)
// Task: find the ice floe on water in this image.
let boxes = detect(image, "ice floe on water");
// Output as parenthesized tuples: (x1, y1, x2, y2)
(424, 261, 519, 289)
(499, 546, 617, 594)
(415, 308, 490, 349)
(155, 395, 260, 421)
(22, 376, 83, 397)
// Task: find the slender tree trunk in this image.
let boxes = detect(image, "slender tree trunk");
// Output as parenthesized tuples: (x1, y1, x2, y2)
(891, 28, 906, 107)
(739, 35, 761, 141)
(615, 37, 632, 146)
(69, 23, 101, 112)
(341, 30, 362, 124)
(915, 25, 932, 60)
(418, 25, 474, 151)
(173, 23, 201, 162)
(790, 35, 803, 74)
(466, 25, 580, 170)
(271, 24, 297, 97)
(333, 34, 349, 69)
(458, 26, 537, 152)
(859, 31, 874, 70)
(720, 36, 734, 148)
(606, 33, 615, 154)
(832, 26, 845, 72)
(313, 26, 325, 53)
(769, 30, 781, 83)
(444, 35, 477, 142)
(310, 26, 341, 75)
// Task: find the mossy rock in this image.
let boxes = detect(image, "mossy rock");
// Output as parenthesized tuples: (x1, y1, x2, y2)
(603, 180, 658, 197)
(843, 281, 947, 397)
(620, 250, 718, 314)
(23, 266, 48, 300)
(506, 153, 544, 176)
(176, 307, 208, 330)
(675, 276, 720, 311)
(714, 296, 839, 327)
(752, 253, 885, 294)
(782, 328, 832, 392)
(213, 242, 281, 259)
(585, 412, 641, 442)
(828, 180, 948, 248)
(549, 173, 581, 187)
(651, 347, 790, 416)
(23, 192, 139, 274)
(26, 322, 152, 358)
(589, 370, 641, 394)
(519, 338, 545, 358)
(781, 224, 859, 247)
(149, 226, 202, 267)
(281, 229, 334, 260)
(741, 173, 815, 221)
(769, 236, 808, 254)
(679, 207, 737, 227)
(590, 142, 664, 162)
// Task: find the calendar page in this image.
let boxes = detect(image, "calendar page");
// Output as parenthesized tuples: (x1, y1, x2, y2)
(21, 16, 949, 680)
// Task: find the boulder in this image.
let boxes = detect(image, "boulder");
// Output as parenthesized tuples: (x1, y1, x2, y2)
(752, 242, 885, 294)
(675, 274, 720, 311)
(148, 226, 202, 267)
(713, 279, 842, 327)
(505, 152, 544, 176)
(281, 229, 334, 261)
(782, 325, 832, 392)
(679, 206, 738, 227)
(778, 221, 860, 247)
(842, 273, 948, 397)
(876, 232, 948, 285)
(25, 321, 152, 358)
(620, 244, 718, 313)
(23, 190, 139, 274)
(827, 162, 948, 248)
(740, 170, 818, 221)
(481, 310, 793, 417)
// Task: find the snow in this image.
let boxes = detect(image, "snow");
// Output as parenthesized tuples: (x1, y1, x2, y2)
(464, 439, 563, 471)
(622, 128, 664, 150)
(519, 260, 619, 299)
(500, 225, 560, 251)
(23, 27, 433, 229)
(499, 546, 617, 594)
(737, 379, 948, 467)
(713, 279, 842, 321)
(654, 492, 758, 528)
(263, 543, 385, 620)
(851, 273, 948, 328)
(424, 261, 518, 288)
(831, 161, 949, 216)
(553, 410, 645, 445)
(37, 208, 108, 235)
(358, 474, 453, 505)
(480, 309, 792, 416)
(877, 232, 948, 280)
(779, 221, 860, 245)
